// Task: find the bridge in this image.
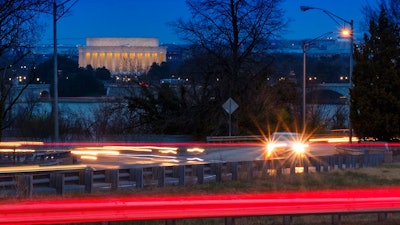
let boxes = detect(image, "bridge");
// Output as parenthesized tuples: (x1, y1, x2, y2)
(308, 83, 350, 105)
(317, 83, 350, 98)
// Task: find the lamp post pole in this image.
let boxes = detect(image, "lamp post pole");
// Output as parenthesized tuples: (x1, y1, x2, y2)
(302, 32, 333, 131)
(348, 20, 354, 143)
(300, 6, 354, 142)
(302, 41, 306, 131)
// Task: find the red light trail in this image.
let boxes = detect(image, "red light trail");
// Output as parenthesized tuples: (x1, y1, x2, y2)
(24, 140, 400, 148)
(1, 186, 400, 224)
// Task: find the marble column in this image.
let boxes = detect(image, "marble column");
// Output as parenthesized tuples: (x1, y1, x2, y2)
(144, 52, 150, 70)
(137, 53, 143, 72)
(122, 52, 128, 72)
(129, 52, 135, 72)
(106, 52, 112, 69)
(89, 52, 93, 68)
(152, 53, 157, 64)
(99, 52, 105, 68)
(111, 52, 116, 72)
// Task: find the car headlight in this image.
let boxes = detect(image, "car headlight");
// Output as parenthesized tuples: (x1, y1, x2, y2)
(267, 143, 288, 151)
(292, 142, 308, 154)
(266, 143, 278, 157)
(267, 143, 276, 152)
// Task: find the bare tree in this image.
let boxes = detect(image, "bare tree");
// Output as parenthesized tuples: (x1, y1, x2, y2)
(362, 0, 400, 25)
(0, 0, 51, 140)
(170, 0, 287, 135)
(173, 0, 285, 89)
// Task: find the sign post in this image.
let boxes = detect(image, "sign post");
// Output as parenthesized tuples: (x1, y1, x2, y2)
(222, 98, 239, 136)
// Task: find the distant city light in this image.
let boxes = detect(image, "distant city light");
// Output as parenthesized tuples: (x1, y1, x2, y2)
(308, 76, 317, 81)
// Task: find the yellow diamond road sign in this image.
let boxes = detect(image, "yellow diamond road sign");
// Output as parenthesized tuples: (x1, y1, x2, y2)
(222, 98, 238, 114)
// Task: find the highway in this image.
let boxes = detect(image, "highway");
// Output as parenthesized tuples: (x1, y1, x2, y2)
(1, 137, 376, 172)
(71, 142, 339, 170)
(4, 135, 389, 173)
(0, 140, 394, 225)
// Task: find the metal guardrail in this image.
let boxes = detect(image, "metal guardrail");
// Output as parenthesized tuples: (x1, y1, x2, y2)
(206, 135, 264, 142)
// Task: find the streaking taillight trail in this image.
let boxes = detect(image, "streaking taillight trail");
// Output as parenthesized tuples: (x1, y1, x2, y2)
(1, 186, 400, 224)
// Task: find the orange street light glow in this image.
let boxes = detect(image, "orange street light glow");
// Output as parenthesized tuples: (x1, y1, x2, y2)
(0, 148, 36, 153)
(187, 147, 205, 153)
(0, 141, 44, 147)
(70, 150, 120, 156)
(341, 28, 351, 37)
(80, 155, 98, 160)
(0, 164, 87, 174)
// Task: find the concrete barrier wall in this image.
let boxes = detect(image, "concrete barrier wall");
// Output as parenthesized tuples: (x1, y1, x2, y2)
(0, 152, 385, 197)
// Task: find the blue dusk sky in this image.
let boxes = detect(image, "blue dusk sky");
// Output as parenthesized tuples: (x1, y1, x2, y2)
(40, 0, 376, 46)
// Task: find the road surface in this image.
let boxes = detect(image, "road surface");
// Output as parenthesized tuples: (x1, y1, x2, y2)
(74, 143, 338, 169)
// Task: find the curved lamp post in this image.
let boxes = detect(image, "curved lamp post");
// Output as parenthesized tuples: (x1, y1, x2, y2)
(300, 5, 354, 143)
(302, 32, 333, 131)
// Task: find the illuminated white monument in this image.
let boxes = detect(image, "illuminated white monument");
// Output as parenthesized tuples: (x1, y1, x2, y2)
(78, 38, 166, 75)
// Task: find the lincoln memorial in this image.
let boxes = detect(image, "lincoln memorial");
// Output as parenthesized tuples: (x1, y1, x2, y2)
(78, 38, 167, 75)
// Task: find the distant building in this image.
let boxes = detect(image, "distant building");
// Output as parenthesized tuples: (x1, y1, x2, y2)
(78, 38, 167, 75)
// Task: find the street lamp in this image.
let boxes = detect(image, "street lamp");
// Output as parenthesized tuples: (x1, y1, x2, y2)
(300, 5, 354, 143)
(302, 32, 333, 131)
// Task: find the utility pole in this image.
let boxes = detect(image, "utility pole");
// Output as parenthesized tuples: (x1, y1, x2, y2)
(53, 0, 59, 141)
(52, 0, 78, 141)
